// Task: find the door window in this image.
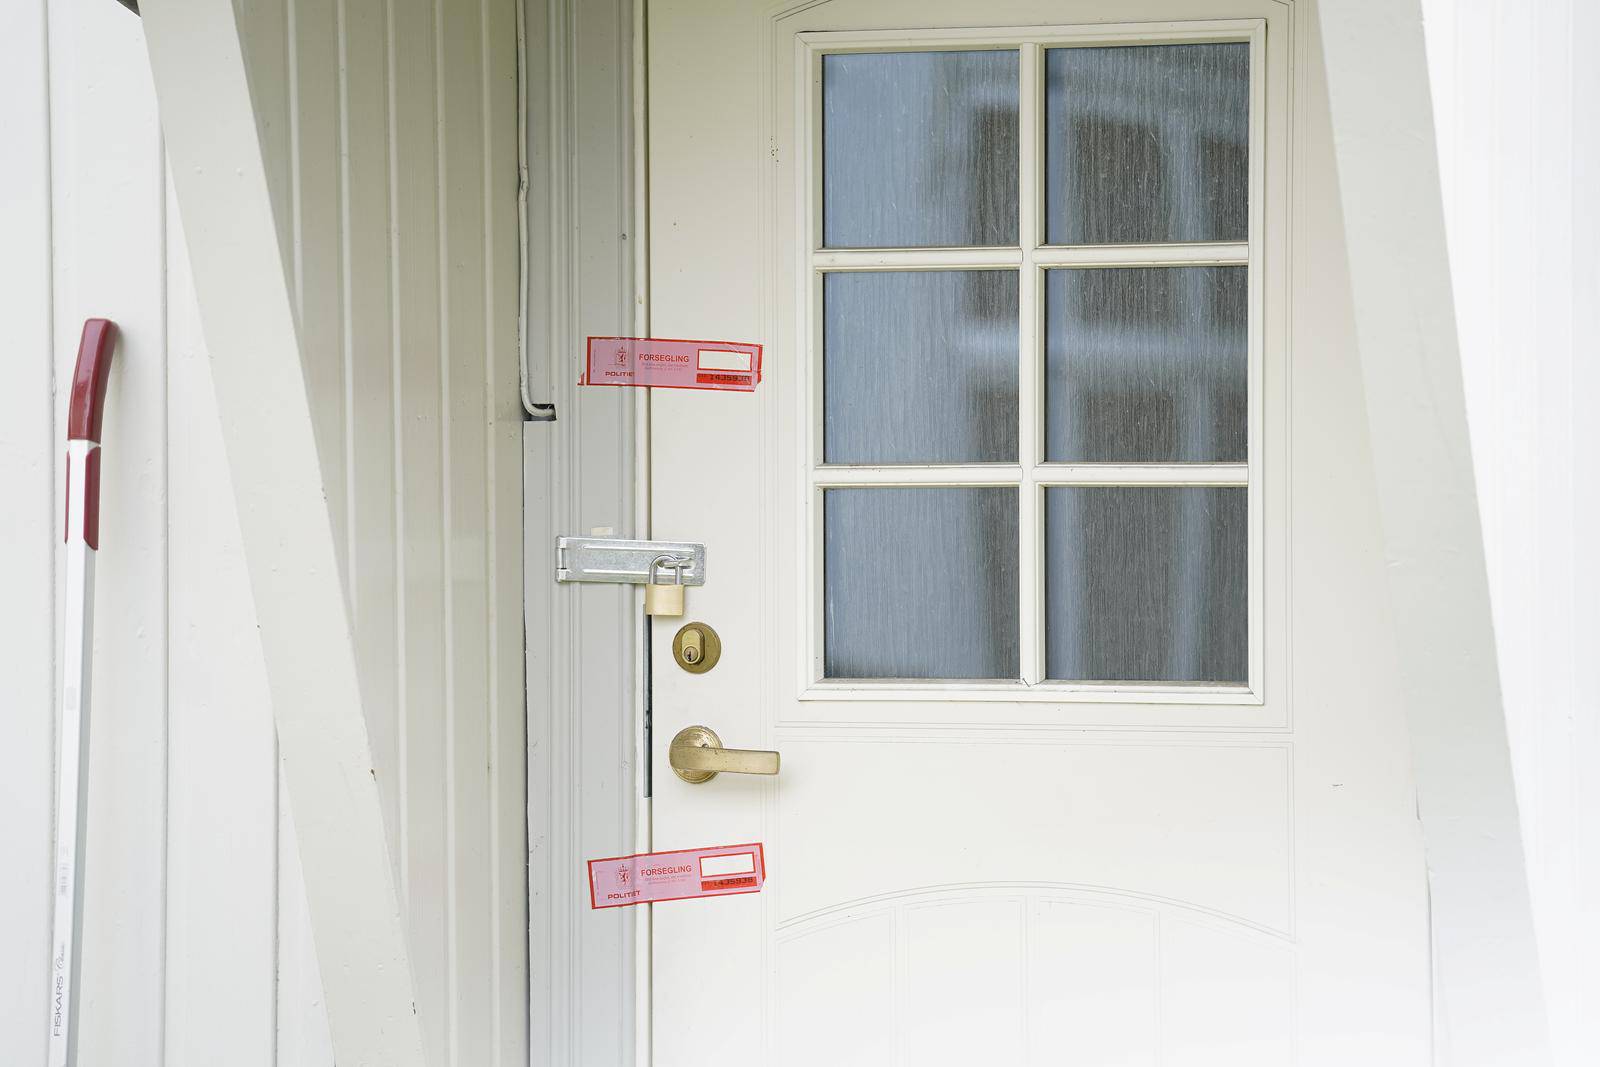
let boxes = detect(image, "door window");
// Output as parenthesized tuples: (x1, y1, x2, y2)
(811, 30, 1261, 696)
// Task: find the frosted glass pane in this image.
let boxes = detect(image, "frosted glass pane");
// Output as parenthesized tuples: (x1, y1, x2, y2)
(825, 271, 1019, 464)
(1046, 488, 1246, 683)
(825, 489, 1019, 679)
(1045, 44, 1248, 245)
(1045, 266, 1246, 462)
(824, 51, 1019, 248)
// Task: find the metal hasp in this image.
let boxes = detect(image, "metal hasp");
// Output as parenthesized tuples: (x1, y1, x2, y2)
(555, 536, 706, 587)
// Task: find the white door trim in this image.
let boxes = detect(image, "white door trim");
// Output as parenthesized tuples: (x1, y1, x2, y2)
(520, 1, 647, 1063)
(791, 20, 1276, 709)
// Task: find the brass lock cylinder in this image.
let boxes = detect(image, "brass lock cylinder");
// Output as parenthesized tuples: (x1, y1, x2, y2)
(672, 622, 721, 673)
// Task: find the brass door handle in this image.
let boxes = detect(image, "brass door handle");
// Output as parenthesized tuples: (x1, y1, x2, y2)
(669, 725, 780, 784)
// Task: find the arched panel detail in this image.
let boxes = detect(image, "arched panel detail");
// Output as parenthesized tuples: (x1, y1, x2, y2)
(774, 883, 1295, 1066)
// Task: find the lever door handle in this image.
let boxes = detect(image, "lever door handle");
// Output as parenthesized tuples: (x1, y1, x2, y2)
(669, 725, 780, 784)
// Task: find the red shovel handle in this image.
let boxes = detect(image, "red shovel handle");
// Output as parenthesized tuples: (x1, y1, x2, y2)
(67, 319, 119, 443)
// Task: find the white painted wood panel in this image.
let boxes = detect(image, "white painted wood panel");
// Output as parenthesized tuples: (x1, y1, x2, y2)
(163, 180, 280, 1067)
(276, 795, 336, 1063)
(522, 1, 641, 1064)
(1317, 0, 1550, 1060)
(0, 0, 525, 1062)
(342, 0, 403, 875)
(441, 2, 495, 1060)
(484, 7, 528, 1061)
(386, 0, 453, 1058)
(46, 5, 169, 1062)
(1423, 3, 1600, 1063)
(0, 4, 63, 1063)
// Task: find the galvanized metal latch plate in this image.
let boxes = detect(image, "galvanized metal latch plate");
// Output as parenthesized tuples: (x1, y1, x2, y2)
(555, 537, 706, 586)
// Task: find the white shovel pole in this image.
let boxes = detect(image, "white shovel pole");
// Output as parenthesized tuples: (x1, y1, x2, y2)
(47, 318, 119, 1067)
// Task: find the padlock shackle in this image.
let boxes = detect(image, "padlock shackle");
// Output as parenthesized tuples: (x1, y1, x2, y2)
(644, 553, 691, 617)
(649, 553, 691, 585)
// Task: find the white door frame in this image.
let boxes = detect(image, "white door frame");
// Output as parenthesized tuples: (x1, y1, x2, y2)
(520, 0, 650, 1063)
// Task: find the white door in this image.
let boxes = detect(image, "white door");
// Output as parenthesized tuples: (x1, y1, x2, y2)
(647, 1, 1431, 1063)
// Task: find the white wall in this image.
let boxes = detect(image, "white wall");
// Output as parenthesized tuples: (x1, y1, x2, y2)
(1423, 3, 1600, 1064)
(226, 0, 527, 1061)
(1, 4, 311, 1062)
(0, 1, 525, 1063)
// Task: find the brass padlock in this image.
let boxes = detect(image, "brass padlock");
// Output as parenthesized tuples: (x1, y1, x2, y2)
(644, 554, 687, 617)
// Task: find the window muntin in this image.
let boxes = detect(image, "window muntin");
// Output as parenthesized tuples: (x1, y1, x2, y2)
(810, 28, 1262, 697)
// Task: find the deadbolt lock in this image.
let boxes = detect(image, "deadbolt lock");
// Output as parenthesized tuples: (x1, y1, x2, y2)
(672, 622, 721, 673)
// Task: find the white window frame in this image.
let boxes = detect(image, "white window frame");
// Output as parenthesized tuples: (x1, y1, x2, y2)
(796, 20, 1276, 706)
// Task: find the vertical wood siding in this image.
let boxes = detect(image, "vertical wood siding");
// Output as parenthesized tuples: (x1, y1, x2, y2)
(0, 1, 525, 1063)
(1423, 4, 1600, 1064)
